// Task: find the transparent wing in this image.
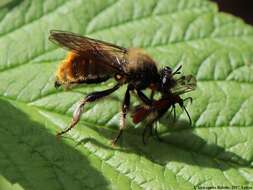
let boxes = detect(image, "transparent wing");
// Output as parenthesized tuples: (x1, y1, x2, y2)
(171, 75, 197, 95)
(49, 30, 128, 73)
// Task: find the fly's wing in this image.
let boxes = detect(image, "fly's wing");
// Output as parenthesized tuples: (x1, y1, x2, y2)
(171, 75, 197, 95)
(49, 30, 128, 75)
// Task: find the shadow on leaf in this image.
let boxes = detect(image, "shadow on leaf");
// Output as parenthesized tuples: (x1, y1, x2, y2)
(0, 98, 109, 190)
(0, 0, 23, 9)
(76, 117, 251, 172)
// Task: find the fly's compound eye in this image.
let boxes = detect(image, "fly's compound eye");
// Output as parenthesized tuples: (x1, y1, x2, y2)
(164, 66, 173, 73)
(160, 66, 173, 77)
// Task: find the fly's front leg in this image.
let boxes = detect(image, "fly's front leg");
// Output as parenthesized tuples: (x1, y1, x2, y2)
(57, 84, 120, 137)
(137, 90, 153, 105)
(111, 85, 131, 145)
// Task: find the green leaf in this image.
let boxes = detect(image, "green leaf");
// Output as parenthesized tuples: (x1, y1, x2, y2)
(1, 0, 253, 189)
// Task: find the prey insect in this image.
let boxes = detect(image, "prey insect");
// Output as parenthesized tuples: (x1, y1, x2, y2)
(132, 75, 196, 144)
(49, 30, 196, 145)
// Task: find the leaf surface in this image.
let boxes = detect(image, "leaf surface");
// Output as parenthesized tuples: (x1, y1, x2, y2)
(1, 0, 253, 189)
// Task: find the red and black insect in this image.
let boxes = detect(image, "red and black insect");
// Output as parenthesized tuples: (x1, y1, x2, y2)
(132, 75, 196, 143)
(49, 30, 196, 144)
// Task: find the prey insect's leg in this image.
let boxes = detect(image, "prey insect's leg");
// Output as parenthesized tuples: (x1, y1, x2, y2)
(183, 97, 193, 104)
(142, 107, 168, 144)
(180, 97, 193, 126)
(181, 105, 192, 126)
(142, 123, 153, 144)
(57, 84, 120, 137)
(111, 85, 131, 145)
(152, 108, 168, 142)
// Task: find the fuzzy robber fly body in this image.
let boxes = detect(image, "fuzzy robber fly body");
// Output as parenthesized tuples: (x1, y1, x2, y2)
(49, 30, 196, 144)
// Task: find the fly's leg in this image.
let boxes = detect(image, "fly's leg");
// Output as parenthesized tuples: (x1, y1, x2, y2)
(152, 110, 167, 142)
(142, 123, 153, 145)
(183, 97, 193, 104)
(180, 97, 193, 126)
(179, 97, 193, 126)
(57, 84, 120, 137)
(137, 90, 153, 105)
(111, 85, 131, 145)
(181, 105, 192, 126)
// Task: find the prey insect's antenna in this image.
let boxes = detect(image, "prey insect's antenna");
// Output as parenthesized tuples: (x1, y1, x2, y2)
(183, 97, 193, 104)
(173, 65, 182, 75)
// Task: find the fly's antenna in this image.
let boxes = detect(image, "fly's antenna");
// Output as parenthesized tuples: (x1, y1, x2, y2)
(173, 65, 182, 75)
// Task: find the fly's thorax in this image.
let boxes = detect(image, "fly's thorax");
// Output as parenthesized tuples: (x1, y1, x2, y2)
(126, 48, 157, 72)
(125, 48, 160, 88)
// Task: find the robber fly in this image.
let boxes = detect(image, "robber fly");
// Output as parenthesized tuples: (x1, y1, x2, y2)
(132, 75, 196, 144)
(49, 30, 196, 144)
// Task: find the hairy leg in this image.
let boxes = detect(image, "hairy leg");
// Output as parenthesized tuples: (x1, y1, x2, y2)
(57, 84, 120, 136)
(111, 85, 132, 145)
